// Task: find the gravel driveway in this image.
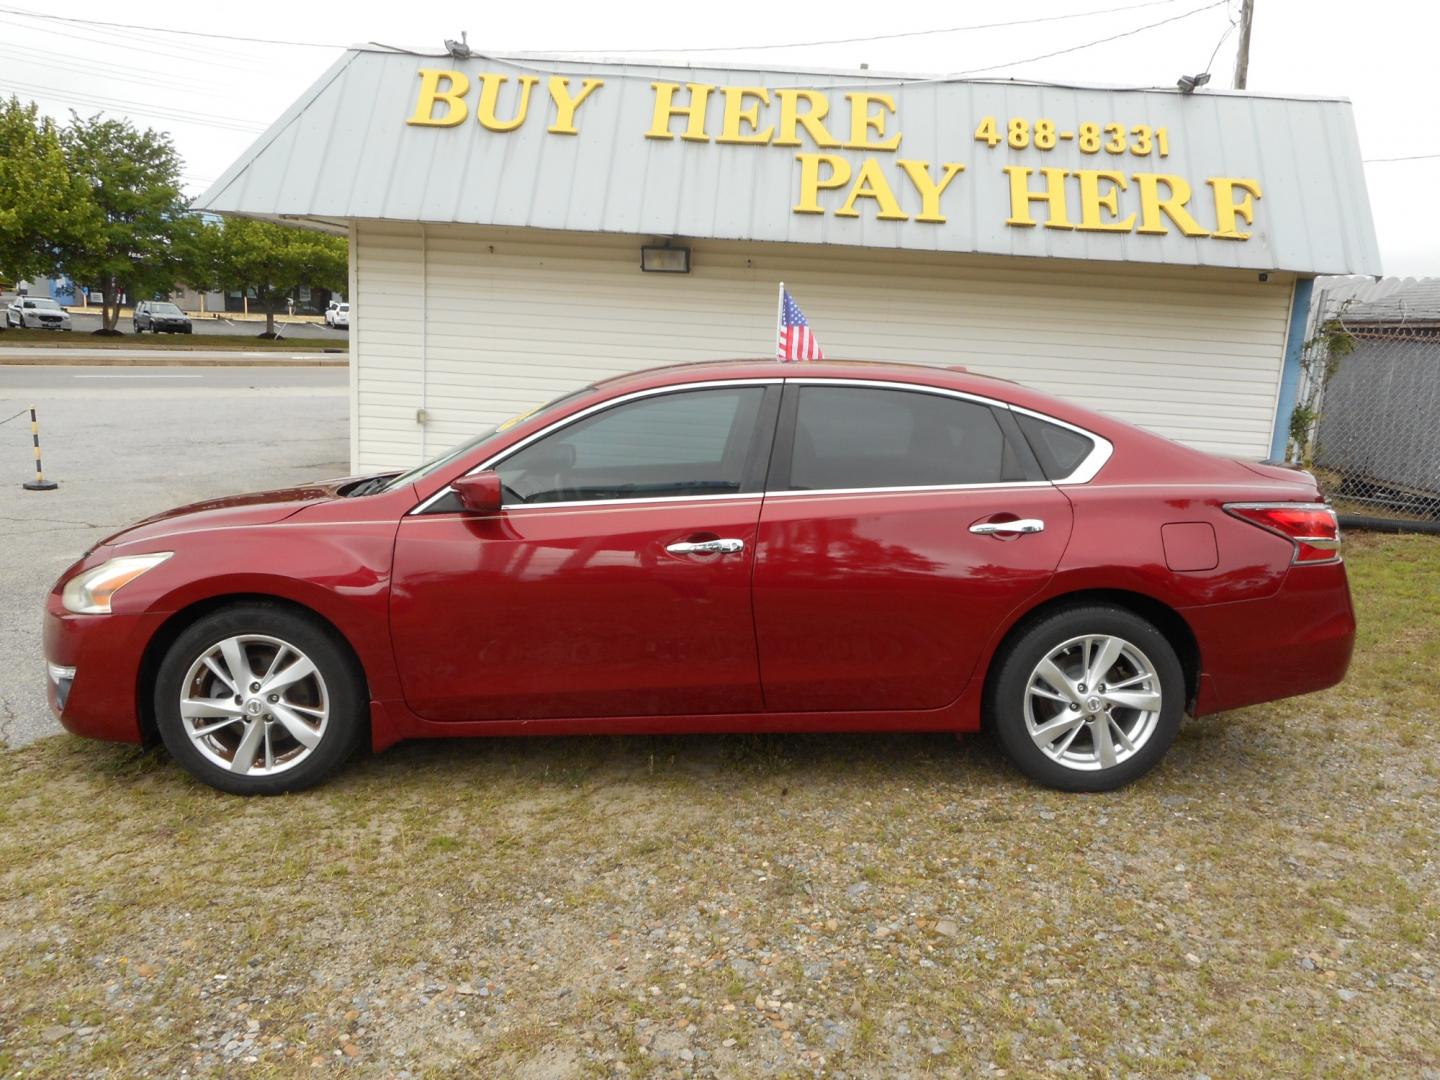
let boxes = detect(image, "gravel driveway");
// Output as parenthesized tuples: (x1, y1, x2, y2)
(0, 532, 1435, 1077)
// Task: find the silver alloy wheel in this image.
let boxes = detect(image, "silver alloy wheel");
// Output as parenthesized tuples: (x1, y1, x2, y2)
(178, 634, 329, 776)
(1023, 634, 1163, 772)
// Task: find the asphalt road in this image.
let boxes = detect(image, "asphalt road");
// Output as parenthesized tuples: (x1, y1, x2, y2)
(0, 365, 350, 747)
(9, 307, 345, 339)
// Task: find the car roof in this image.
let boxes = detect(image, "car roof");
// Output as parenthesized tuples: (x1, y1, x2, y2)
(590, 358, 1104, 429)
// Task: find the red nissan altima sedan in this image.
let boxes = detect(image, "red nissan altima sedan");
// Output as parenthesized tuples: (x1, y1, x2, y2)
(44, 360, 1354, 795)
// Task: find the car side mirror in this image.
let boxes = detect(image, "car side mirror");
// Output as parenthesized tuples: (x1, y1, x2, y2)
(452, 471, 504, 515)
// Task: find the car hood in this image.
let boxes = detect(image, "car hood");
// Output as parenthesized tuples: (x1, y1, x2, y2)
(97, 481, 349, 549)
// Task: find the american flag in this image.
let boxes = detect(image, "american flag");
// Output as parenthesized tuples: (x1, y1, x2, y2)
(777, 286, 825, 362)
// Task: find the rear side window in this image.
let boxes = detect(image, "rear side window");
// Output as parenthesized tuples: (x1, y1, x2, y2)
(1016, 413, 1096, 479)
(499, 386, 766, 503)
(786, 386, 1024, 490)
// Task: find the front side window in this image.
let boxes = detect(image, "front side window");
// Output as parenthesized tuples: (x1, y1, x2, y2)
(786, 385, 1025, 491)
(498, 387, 766, 504)
(384, 386, 596, 494)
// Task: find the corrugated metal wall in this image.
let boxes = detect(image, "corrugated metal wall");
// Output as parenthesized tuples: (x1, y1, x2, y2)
(352, 221, 1294, 472)
(202, 49, 1382, 277)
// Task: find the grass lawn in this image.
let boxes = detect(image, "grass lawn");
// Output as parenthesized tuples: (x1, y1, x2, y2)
(0, 533, 1436, 1077)
(0, 329, 338, 351)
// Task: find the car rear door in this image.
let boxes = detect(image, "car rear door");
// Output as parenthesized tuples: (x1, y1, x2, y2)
(752, 380, 1074, 713)
(390, 382, 781, 722)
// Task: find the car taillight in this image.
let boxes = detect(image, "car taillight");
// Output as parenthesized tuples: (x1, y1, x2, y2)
(1224, 502, 1341, 564)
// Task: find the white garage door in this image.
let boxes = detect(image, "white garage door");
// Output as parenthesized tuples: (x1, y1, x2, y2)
(349, 221, 1294, 472)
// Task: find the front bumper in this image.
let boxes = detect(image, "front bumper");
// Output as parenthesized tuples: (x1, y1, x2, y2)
(43, 590, 167, 744)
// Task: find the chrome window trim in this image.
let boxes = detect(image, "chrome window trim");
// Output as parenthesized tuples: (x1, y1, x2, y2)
(408, 375, 1113, 516)
(1004, 402, 1114, 485)
(766, 480, 1055, 499)
(406, 493, 766, 516)
(784, 378, 1112, 488)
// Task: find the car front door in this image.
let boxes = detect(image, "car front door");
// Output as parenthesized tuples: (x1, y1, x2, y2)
(390, 382, 780, 722)
(753, 381, 1075, 713)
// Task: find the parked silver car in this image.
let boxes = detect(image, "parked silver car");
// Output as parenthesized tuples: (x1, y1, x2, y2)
(5, 296, 72, 330)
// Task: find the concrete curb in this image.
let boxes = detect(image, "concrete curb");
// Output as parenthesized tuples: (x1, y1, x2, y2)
(0, 355, 348, 367)
(0, 341, 343, 352)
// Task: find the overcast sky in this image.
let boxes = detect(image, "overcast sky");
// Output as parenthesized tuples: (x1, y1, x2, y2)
(3, 0, 1433, 275)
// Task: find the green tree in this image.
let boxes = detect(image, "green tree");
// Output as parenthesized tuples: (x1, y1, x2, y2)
(215, 216, 347, 338)
(0, 97, 96, 295)
(55, 114, 193, 333)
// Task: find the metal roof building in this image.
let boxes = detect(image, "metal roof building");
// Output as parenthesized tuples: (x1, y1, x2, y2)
(197, 47, 1382, 471)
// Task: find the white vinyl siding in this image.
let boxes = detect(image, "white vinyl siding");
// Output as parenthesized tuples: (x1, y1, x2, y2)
(352, 221, 1294, 473)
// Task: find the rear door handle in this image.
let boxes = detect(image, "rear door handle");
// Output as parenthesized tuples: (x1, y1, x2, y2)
(666, 538, 745, 555)
(970, 518, 1045, 535)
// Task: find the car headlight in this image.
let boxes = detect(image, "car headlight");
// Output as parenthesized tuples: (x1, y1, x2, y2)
(61, 553, 172, 614)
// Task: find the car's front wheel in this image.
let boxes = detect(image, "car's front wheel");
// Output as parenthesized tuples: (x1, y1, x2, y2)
(986, 605, 1184, 792)
(154, 604, 367, 794)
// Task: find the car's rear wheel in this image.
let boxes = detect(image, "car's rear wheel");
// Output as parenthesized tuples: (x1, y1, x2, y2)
(986, 605, 1184, 792)
(154, 604, 366, 795)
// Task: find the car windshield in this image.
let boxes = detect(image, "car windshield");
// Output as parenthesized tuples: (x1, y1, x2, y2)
(26, 299, 60, 309)
(151, 303, 183, 315)
(380, 385, 596, 492)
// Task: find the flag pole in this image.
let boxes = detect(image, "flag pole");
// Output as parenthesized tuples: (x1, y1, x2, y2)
(775, 281, 784, 361)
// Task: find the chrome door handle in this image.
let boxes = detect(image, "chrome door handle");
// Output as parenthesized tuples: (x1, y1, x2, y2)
(970, 518, 1045, 535)
(666, 538, 745, 555)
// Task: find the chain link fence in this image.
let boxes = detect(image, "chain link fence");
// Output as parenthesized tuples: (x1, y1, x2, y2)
(1288, 284, 1440, 525)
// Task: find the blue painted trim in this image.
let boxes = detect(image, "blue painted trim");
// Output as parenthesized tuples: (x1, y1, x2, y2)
(1269, 277, 1314, 461)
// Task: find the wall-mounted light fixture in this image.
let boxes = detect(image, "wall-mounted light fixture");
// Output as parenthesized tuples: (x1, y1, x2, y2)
(641, 245, 691, 273)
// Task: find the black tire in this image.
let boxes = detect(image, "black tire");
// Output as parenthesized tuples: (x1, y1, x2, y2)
(985, 605, 1184, 793)
(154, 603, 367, 795)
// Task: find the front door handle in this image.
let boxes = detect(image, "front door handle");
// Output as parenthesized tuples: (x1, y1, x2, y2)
(666, 538, 745, 555)
(970, 518, 1045, 535)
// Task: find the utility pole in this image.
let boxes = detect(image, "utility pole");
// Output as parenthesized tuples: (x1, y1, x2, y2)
(1233, 0, 1254, 89)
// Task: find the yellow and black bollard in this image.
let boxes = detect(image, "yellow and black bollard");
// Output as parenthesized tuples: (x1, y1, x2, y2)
(22, 405, 57, 491)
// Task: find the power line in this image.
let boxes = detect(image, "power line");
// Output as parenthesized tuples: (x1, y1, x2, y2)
(0, 80, 265, 134)
(953, 0, 1228, 76)
(0, 44, 239, 97)
(543, 0, 1197, 55)
(1363, 153, 1440, 163)
(1202, 0, 1240, 75)
(404, 0, 1233, 94)
(0, 14, 259, 71)
(0, 5, 344, 48)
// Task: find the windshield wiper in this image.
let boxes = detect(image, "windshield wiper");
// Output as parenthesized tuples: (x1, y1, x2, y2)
(346, 475, 394, 497)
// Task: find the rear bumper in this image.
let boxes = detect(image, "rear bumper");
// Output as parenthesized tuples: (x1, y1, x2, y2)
(43, 591, 165, 744)
(1186, 559, 1355, 715)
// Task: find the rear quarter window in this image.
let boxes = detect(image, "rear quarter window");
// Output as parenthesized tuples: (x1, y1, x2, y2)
(1016, 413, 1096, 479)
